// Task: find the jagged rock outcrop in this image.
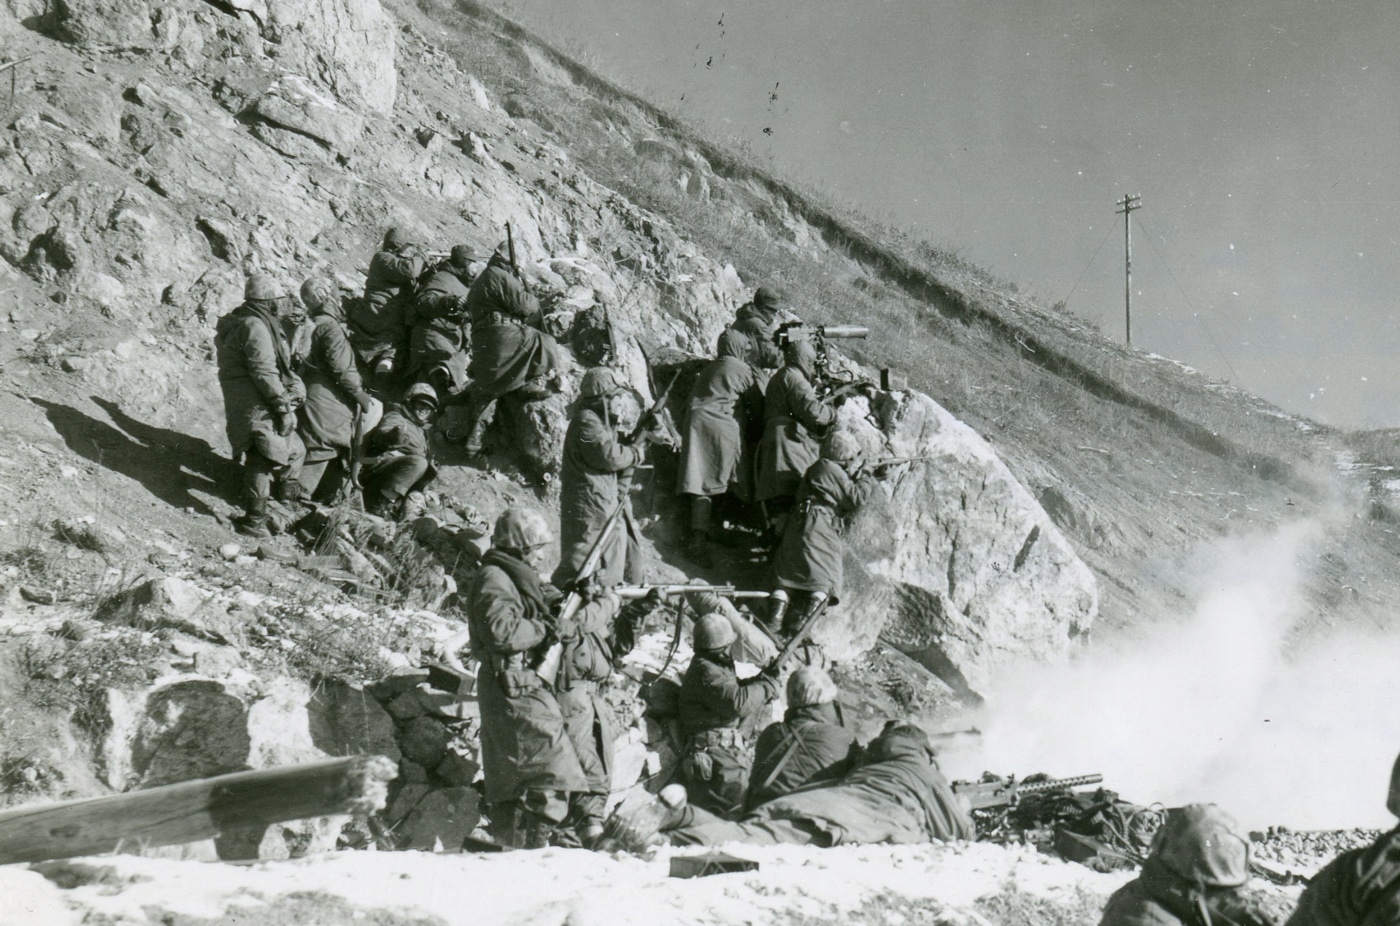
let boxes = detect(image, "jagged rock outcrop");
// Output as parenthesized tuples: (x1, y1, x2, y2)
(819, 392, 1098, 698)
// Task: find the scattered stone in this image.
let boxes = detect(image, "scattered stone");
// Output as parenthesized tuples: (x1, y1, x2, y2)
(94, 576, 239, 644)
(385, 689, 428, 722)
(398, 715, 449, 768)
(132, 680, 251, 787)
(52, 517, 125, 554)
(307, 681, 401, 762)
(385, 783, 432, 827)
(19, 586, 55, 605)
(433, 749, 479, 787)
(194, 646, 244, 677)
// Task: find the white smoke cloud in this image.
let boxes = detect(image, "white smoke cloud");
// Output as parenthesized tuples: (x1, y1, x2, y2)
(942, 519, 1400, 830)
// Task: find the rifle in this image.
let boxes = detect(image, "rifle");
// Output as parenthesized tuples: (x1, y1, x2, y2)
(535, 501, 626, 685)
(628, 371, 680, 445)
(614, 585, 772, 601)
(952, 773, 1104, 811)
(763, 596, 829, 675)
(505, 222, 517, 274)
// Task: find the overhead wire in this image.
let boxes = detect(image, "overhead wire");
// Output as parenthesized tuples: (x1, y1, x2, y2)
(1133, 212, 1245, 388)
(1058, 222, 1117, 308)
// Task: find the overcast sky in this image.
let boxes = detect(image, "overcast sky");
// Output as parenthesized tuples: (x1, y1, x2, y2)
(490, 0, 1400, 429)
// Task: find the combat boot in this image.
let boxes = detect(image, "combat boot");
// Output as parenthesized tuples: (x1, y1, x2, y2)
(764, 592, 789, 637)
(235, 496, 272, 540)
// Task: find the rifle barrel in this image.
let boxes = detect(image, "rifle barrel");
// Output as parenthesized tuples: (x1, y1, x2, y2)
(615, 585, 771, 600)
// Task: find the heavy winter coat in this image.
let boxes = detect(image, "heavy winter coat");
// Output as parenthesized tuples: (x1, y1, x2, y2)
(298, 314, 363, 462)
(675, 652, 778, 817)
(553, 403, 645, 589)
(466, 258, 557, 400)
(755, 365, 834, 502)
(745, 701, 860, 811)
(408, 267, 471, 387)
(772, 459, 873, 599)
(725, 303, 782, 371)
(1101, 858, 1276, 926)
(747, 734, 974, 845)
(465, 550, 589, 804)
(1286, 826, 1400, 926)
(677, 354, 764, 499)
(350, 248, 423, 360)
(360, 407, 436, 496)
(215, 302, 303, 464)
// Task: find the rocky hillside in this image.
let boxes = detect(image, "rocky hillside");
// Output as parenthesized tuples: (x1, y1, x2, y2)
(0, 0, 1397, 922)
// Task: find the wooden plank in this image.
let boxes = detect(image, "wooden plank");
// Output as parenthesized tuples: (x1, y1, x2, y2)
(0, 755, 396, 865)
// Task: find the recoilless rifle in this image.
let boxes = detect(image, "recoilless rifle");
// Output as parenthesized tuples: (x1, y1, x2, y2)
(774, 322, 877, 400)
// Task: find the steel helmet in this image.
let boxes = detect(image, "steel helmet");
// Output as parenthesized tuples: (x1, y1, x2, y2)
(382, 226, 413, 250)
(786, 665, 839, 708)
(1151, 804, 1250, 888)
(821, 430, 863, 464)
(299, 276, 337, 314)
(492, 507, 553, 553)
(693, 612, 737, 652)
(244, 273, 283, 303)
(1388, 751, 1400, 817)
(579, 366, 629, 399)
(752, 286, 783, 312)
(403, 382, 439, 408)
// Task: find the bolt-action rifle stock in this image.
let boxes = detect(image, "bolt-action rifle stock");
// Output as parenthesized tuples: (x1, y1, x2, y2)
(952, 773, 1104, 811)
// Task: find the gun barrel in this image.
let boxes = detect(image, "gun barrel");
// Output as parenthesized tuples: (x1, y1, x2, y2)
(818, 324, 870, 339)
(615, 585, 771, 600)
(1016, 773, 1103, 796)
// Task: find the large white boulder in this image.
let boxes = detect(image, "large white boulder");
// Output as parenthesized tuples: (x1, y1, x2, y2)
(820, 391, 1098, 699)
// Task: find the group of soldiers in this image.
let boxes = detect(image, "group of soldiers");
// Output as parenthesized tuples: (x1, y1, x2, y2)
(211, 231, 1400, 926)
(214, 229, 564, 536)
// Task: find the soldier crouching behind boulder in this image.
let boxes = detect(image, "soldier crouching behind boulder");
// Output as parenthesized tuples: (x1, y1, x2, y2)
(674, 613, 779, 819)
(1100, 804, 1275, 926)
(461, 508, 617, 849)
(359, 383, 438, 520)
(744, 665, 860, 813)
(350, 225, 424, 378)
(216, 273, 306, 538)
(1285, 751, 1400, 926)
(767, 429, 876, 637)
(664, 722, 972, 847)
(407, 244, 479, 396)
(295, 276, 375, 502)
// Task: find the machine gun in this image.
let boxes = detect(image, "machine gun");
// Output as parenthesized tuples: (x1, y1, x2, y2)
(774, 323, 876, 400)
(953, 773, 1104, 812)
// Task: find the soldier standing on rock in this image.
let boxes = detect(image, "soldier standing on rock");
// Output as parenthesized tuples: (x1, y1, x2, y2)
(767, 430, 876, 637)
(754, 333, 837, 539)
(552, 366, 665, 589)
(407, 244, 480, 396)
(215, 273, 306, 539)
(359, 383, 438, 520)
(724, 285, 785, 375)
(1285, 751, 1400, 926)
(294, 276, 375, 502)
(677, 328, 766, 568)
(350, 226, 425, 378)
(444, 240, 562, 458)
(674, 613, 779, 819)
(459, 507, 617, 849)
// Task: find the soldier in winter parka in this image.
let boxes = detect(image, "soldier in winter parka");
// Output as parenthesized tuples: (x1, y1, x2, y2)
(350, 226, 424, 375)
(408, 244, 479, 395)
(294, 276, 374, 501)
(677, 328, 765, 566)
(359, 383, 438, 520)
(215, 273, 306, 538)
(754, 336, 836, 532)
(768, 429, 876, 636)
(460, 508, 618, 849)
(745, 666, 860, 812)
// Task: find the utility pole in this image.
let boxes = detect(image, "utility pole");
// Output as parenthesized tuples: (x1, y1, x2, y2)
(1116, 193, 1141, 347)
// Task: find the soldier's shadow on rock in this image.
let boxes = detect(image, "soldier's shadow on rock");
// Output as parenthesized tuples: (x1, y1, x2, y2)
(32, 396, 238, 517)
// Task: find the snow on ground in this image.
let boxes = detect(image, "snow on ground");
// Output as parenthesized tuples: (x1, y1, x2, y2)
(2, 841, 1134, 926)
